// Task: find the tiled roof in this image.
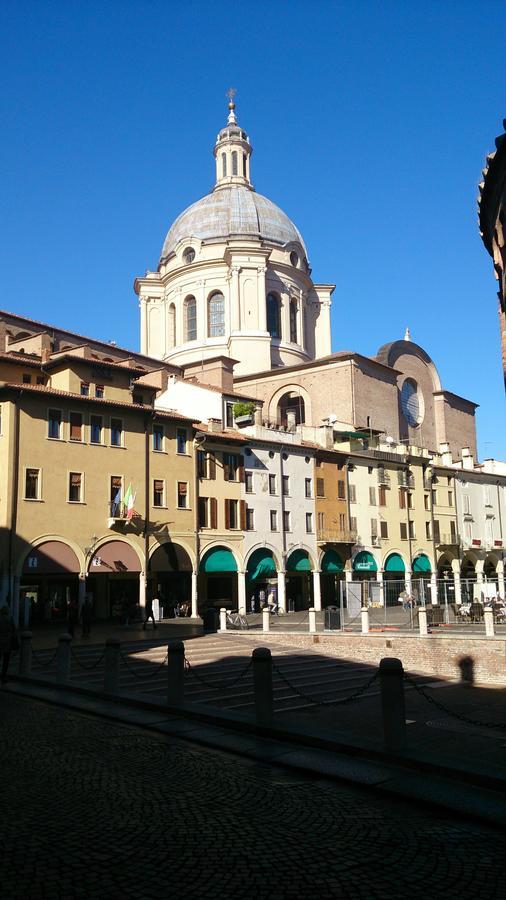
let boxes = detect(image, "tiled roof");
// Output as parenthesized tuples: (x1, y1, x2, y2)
(0, 382, 195, 421)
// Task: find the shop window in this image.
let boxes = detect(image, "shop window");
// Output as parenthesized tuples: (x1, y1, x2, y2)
(177, 482, 188, 509)
(110, 418, 123, 447)
(68, 472, 82, 503)
(69, 412, 83, 442)
(48, 408, 62, 440)
(90, 415, 103, 445)
(25, 468, 40, 500)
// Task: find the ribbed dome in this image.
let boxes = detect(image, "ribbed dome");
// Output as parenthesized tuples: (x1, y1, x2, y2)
(160, 185, 306, 261)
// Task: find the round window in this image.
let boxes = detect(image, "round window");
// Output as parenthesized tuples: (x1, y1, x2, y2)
(290, 251, 299, 267)
(183, 247, 195, 264)
(401, 379, 424, 427)
(269, 450, 275, 459)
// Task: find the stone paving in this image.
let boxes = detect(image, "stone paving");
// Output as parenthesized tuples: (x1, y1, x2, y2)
(1, 692, 506, 899)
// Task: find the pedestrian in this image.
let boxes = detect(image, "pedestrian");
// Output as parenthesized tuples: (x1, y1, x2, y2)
(250, 596, 256, 614)
(0, 605, 18, 685)
(81, 597, 93, 638)
(67, 597, 78, 638)
(143, 595, 157, 630)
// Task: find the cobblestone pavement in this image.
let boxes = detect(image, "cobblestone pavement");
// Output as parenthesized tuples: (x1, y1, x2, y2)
(1, 692, 505, 899)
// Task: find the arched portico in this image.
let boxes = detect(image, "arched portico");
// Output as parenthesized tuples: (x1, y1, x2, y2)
(320, 548, 344, 608)
(149, 541, 194, 617)
(285, 548, 314, 611)
(267, 383, 312, 428)
(198, 544, 240, 614)
(18, 539, 82, 628)
(87, 539, 143, 621)
(246, 547, 278, 613)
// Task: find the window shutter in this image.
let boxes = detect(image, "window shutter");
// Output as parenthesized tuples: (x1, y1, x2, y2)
(224, 499, 230, 529)
(316, 478, 324, 498)
(197, 450, 206, 479)
(238, 455, 245, 483)
(240, 500, 246, 530)
(210, 497, 217, 529)
(208, 452, 216, 480)
(70, 413, 81, 440)
(399, 490, 406, 509)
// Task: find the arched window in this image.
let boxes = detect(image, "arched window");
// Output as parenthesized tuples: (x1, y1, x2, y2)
(278, 392, 305, 426)
(243, 154, 247, 176)
(266, 293, 281, 339)
(222, 153, 227, 177)
(208, 292, 225, 337)
(185, 296, 197, 342)
(290, 300, 298, 343)
(168, 303, 176, 348)
(232, 151, 238, 175)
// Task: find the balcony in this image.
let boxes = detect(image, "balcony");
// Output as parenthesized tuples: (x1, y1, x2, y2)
(317, 528, 358, 544)
(107, 501, 131, 528)
(377, 471, 391, 486)
(397, 471, 415, 489)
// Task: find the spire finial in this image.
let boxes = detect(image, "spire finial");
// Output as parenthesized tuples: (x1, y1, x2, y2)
(226, 87, 237, 124)
(404, 327, 411, 342)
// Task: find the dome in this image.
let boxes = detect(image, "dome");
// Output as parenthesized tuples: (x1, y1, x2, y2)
(160, 185, 307, 261)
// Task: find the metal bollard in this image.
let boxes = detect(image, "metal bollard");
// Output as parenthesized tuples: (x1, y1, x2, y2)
(262, 608, 270, 632)
(219, 608, 227, 632)
(361, 607, 370, 634)
(167, 640, 185, 705)
(104, 638, 121, 693)
(252, 647, 273, 726)
(484, 607, 495, 638)
(379, 657, 406, 751)
(56, 634, 72, 684)
(19, 631, 33, 675)
(418, 606, 428, 636)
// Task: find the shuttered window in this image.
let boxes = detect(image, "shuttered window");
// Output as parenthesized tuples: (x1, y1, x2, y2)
(153, 480, 164, 507)
(337, 480, 345, 500)
(69, 412, 82, 442)
(110, 418, 123, 447)
(68, 472, 82, 502)
(25, 468, 40, 500)
(177, 482, 188, 508)
(48, 409, 62, 440)
(316, 478, 325, 498)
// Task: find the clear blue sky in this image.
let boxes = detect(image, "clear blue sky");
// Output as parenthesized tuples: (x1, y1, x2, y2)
(0, 1, 504, 458)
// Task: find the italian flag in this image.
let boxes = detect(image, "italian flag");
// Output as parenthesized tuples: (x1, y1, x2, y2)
(123, 483, 136, 520)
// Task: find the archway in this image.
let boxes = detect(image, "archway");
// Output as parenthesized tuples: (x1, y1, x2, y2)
(149, 542, 193, 617)
(87, 540, 142, 621)
(277, 391, 305, 427)
(199, 546, 238, 612)
(320, 549, 344, 608)
(246, 548, 277, 613)
(352, 550, 378, 581)
(286, 548, 312, 610)
(20, 540, 80, 627)
(383, 553, 406, 607)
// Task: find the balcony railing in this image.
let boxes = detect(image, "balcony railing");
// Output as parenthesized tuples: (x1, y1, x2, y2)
(397, 472, 415, 489)
(377, 471, 391, 486)
(108, 500, 128, 521)
(436, 533, 459, 546)
(317, 528, 358, 544)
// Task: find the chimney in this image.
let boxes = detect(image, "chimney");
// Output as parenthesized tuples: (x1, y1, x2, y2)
(286, 410, 297, 432)
(461, 447, 475, 470)
(438, 442, 453, 466)
(207, 418, 222, 434)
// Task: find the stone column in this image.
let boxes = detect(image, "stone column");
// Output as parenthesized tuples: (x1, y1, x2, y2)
(257, 266, 267, 332)
(191, 572, 198, 618)
(138, 572, 146, 609)
(377, 569, 385, 607)
(430, 572, 438, 605)
(237, 571, 246, 615)
(497, 566, 505, 601)
(453, 571, 462, 605)
(312, 570, 322, 612)
(277, 570, 286, 614)
(78, 574, 86, 612)
(404, 570, 412, 598)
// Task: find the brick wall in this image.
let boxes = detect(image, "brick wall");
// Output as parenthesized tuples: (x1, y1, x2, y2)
(237, 632, 506, 685)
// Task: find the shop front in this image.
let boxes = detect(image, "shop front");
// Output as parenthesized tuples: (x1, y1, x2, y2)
(246, 548, 278, 612)
(383, 553, 406, 606)
(87, 540, 142, 621)
(286, 549, 312, 611)
(199, 546, 238, 612)
(20, 541, 81, 628)
(149, 542, 193, 617)
(320, 548, 344, 607)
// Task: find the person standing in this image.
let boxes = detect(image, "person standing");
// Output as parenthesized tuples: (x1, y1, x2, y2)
(0, 605, 17, 685)
(143, 595, 157, 630)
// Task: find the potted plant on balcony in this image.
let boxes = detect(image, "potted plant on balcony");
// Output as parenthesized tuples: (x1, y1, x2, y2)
(233, 401, 256, 427)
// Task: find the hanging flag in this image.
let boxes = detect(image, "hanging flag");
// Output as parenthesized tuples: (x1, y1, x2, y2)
(123, 482, 136, 520)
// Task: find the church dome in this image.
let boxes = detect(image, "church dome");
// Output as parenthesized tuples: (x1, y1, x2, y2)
(160, 185, 306, 261)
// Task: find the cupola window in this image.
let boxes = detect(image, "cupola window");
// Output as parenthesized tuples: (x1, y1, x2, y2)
(266, 293, 281, 339)
(185, 296, 197, 342)
(290, 251, 299, 267)
(183, 247, 195, 264)
(243, 154, 247, 176)
(222, 153, 227, 177)
(290, 300, 298, 344)
(208, 292, 225, 337)
(168, 303, 176, 347)
(232, 151, 238, 175)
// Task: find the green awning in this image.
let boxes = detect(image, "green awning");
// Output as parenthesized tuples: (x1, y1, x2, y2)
(413, 554, 431, 574)
(335, 430, 370, 439)
(200, 547, 238, 574)
(286, 549, 311, 572)
(353, 551, 377, 573)
(384, 553, 405, 573)
(247, 549, 277, 581)
(321, 549, 344, 573)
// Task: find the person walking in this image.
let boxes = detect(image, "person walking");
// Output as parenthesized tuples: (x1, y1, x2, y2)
(0, 605, 18, 685)
(143, 595, 157, 630)
(81, 597, 93, 638)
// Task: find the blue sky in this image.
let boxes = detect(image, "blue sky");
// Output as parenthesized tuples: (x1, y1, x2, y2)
(0, 1, 504, 458)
